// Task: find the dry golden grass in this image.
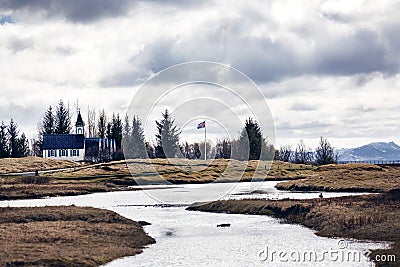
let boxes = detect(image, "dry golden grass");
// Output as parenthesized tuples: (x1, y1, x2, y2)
(0, 206, 155, 267)
(0, 156, 80, 174)
(189, 190, 400, 266)
(3, 159, 399, 201)
(44, 159, 313, 184)
(276, 163, 400, 192)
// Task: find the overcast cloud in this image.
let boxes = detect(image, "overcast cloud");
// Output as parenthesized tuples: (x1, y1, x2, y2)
(1, 0, 399, 148)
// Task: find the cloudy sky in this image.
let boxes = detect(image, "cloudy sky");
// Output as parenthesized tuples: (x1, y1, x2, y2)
(1, 0, 399, 148)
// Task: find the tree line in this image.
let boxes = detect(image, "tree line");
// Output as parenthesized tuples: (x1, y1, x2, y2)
(5, 99, 337, 166)
(0, 119, 29, 158)
(277, 137, 338, 165)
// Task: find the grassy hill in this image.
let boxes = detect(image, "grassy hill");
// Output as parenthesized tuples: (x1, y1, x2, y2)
(0, 156, 80, 174)
(43, 158, 312, 184)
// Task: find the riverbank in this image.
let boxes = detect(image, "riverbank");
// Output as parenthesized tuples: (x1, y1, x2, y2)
(3, 158, 400, 200)
(0, 206, 155, 266)
(0, 175, 141, 200)
(0, 158, 309, 200)
(188, 190, 400, 266)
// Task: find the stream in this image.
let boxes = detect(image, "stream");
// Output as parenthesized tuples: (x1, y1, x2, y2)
(0, 181, 385, 266)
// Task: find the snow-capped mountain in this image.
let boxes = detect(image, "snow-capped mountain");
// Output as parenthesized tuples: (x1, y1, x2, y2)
(338, 141, 400, 162)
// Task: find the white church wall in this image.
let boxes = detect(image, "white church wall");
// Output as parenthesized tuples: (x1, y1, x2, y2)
(43, 148, 85, 161)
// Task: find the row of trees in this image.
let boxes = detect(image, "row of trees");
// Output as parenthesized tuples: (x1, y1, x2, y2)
(0, 119, 29, 158)
(32, 100, 337, 165)
(144, 114, 275, 161)
(277, 137, 338, 165)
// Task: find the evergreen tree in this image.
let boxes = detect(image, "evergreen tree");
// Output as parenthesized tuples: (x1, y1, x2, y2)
(111, 113, 123, 150)
(155, 109, 181, 158)
(36, 105, 55, 156)
(0, 121, 8, 158)
(106, 122, 112, 139)
(123, 114, 132, 157)
(54, 100, 71, 134)
(8, 119, 19, 157)
(130, 115, 146, 158)
(98, 109, 107, 139)
(315, 137, 337, 165)
(40, 106, 55, 134)
(17, 133, 29, 157)
(237, 118, 263, 160)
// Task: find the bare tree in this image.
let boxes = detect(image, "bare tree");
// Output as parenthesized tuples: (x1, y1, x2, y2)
(279, 144, 292, 162)
(293, 140, 313, 164)
(315, 137, 337, 165)
(87, 107, 97, 138)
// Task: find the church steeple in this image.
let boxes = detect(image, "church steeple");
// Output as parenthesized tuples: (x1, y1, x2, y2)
(75, 111, 84, 135)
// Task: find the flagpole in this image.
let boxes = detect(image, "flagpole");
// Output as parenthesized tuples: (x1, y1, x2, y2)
(204, 120, 206, 160)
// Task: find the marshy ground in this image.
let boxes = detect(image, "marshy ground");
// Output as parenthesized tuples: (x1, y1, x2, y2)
(0, 206, 155, 266)
(188, 189, 400, 266)
(1, 157, 399, 266)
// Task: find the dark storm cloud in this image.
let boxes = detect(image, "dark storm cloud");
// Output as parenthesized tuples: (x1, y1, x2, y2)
(0, 0, 206, 23)
(0, 0, 131, 23)
(115, 26, 397, 87)
(314, 29, 396, 76)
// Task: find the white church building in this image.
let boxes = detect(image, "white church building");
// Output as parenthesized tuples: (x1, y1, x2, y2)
(42, 111, 115, 162)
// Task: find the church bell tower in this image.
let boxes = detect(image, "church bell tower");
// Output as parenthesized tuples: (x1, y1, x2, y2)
(75, 111, 84, 135)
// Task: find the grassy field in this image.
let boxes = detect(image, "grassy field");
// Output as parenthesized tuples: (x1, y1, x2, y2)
(42, 158, 312, 184)
(0, 206, 155, 266)
(1, 157, 400, 200)
(276, 163, 400, 192)
(0, 156, 81, 174)
(188, 190, 400, 266)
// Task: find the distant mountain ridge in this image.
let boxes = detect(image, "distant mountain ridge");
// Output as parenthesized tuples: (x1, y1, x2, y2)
(338, 141, 400, 162)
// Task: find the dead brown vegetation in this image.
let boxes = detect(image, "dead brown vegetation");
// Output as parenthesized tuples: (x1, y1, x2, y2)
(276, 163, 400, 192)
(0, 156, 80, 174)
(0, 206, 155, 266)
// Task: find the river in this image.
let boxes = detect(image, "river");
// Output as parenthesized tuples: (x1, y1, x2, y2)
(0, 181, 385, 266)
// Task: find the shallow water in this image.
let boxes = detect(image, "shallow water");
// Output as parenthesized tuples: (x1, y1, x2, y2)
(0, 181, 384, 266)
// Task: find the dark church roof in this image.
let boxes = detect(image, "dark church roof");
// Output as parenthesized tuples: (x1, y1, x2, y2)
(84, 138, 100, 157)
(42, 134, 85, 150)
(76, 111, 84, 126)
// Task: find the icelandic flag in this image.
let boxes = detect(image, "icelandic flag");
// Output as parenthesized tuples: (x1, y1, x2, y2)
(197, 121, 205, 129)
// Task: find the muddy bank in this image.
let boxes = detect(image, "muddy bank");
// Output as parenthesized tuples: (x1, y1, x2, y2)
(0, 206, 155, 266)
(0, 175, 142, 200)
